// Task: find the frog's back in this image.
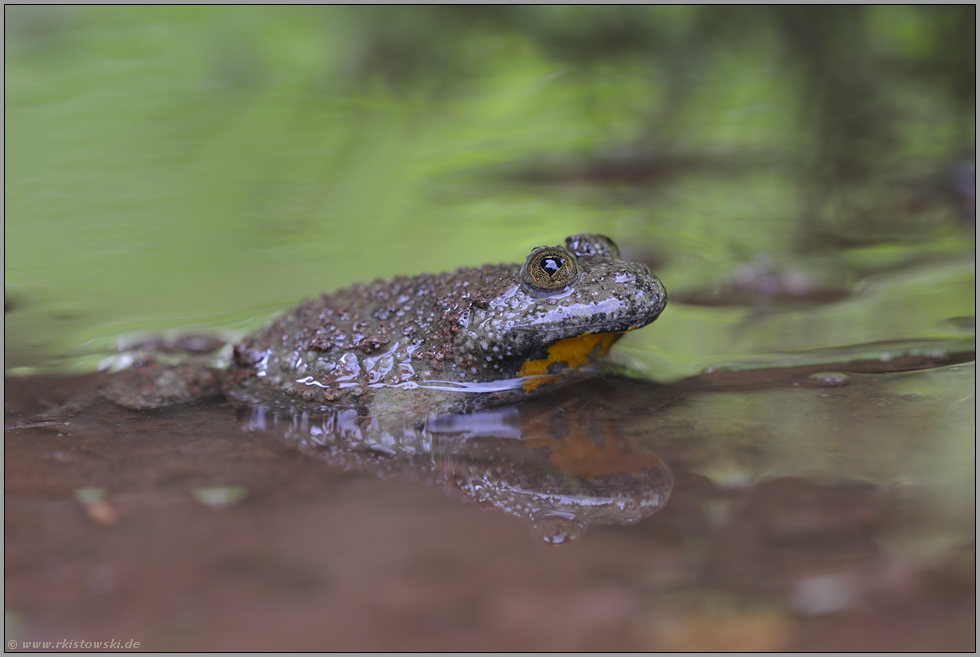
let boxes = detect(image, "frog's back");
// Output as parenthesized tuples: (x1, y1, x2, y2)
(226, 263, 521, 414)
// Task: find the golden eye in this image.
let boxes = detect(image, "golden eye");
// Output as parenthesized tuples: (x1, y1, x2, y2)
(521, 246, 579, 295)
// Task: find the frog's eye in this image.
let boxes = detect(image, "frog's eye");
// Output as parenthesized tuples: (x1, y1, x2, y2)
(521, 246, 580, 295)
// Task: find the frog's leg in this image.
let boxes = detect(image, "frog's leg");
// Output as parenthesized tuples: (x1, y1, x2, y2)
(5, 363, 223, 430)
(100, 359, 222, 410)
(6, 360, 224, 430)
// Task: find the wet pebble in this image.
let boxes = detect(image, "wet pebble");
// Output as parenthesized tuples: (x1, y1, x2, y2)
(85, 501, 120, 526)
(790, 574, 858, 615)
(75, 487, 119, 526)
(192, 486, 249, 510)
(800, 371, 851, 388)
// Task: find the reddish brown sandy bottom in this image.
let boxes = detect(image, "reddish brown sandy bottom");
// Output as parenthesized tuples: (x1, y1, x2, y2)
(4, 375, 975, 651)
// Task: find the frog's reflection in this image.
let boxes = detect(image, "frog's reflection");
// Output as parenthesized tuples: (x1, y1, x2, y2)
(246, 400, 672, 544)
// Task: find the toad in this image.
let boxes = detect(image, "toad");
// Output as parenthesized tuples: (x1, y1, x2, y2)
(106, 234, 667, 418)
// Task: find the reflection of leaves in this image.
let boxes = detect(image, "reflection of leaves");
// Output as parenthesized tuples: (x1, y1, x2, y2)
(4, 6, 79, 56)
(339, 6, 973, 180)
(503, 6, 698, 63)
(206, 30, 266, 94)
(338, 7, 500, 94)
(891, 6, 976, 112)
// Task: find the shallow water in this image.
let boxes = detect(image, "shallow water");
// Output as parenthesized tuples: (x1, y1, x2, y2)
(4, 6, 976, 651)
(4, 353, 975, 650)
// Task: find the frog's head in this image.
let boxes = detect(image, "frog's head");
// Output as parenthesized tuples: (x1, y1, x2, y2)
(463, 234, 667, 386)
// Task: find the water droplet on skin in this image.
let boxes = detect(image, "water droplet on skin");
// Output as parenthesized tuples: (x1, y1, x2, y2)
(532, 513, 586, 545)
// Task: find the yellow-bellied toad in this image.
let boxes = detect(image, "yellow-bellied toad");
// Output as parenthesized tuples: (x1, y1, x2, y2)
(225, 233, 666, 417)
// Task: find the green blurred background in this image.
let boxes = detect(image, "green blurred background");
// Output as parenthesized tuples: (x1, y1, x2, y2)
(4, 6, 975, 379)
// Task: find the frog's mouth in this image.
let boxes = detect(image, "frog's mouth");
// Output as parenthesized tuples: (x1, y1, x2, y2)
(518, 331, 626, 391)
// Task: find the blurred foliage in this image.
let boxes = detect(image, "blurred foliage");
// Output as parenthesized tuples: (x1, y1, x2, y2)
(4, 6, 974, 377)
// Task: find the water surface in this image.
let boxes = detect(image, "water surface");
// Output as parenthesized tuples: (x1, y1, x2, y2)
(4, 6, 975, 651)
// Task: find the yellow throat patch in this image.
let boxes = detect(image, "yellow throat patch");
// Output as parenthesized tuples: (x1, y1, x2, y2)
(518, 332, 622, 391)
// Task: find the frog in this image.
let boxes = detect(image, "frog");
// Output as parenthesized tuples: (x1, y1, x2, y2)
(98, 233, 667, 420)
